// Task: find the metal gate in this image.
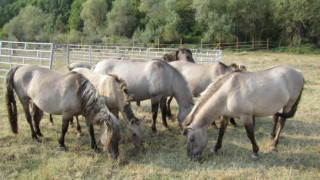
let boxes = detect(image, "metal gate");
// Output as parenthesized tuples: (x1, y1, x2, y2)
(0, 41, 54, 78)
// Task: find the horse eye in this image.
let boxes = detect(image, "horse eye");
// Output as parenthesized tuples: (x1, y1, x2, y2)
(190, 136, 195, 142)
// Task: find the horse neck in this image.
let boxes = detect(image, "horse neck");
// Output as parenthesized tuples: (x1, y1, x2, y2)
(192, 95, 224, 128)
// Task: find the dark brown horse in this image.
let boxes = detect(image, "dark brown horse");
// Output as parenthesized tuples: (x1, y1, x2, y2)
(162, 48, 195, 63)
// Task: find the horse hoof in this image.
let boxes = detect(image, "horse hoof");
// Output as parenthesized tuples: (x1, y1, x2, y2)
(77, 132, 82, 137)
(151, 131, 159, 137)
(251, 154, 260, 161)
(58, 146, 68, 152)
(270, 146, 278, 152)
(94, 147, 102, 153)
(37, 132, 43, 137)
(209, 150, 217, 156)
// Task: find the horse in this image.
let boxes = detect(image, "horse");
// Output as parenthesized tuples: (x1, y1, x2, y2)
(66, 62, 92, 71)
(5, 65, 121, 159)
(182, 65, 304, 160)
(167, 61, 246, 127)
(93, 59, 194, 134)
(49, 62, 93, 135)
(71, 68, 144, 151)
(162, 48, 195, 63)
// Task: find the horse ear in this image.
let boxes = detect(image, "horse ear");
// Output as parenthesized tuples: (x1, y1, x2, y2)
(182, 125, 193, 136)
(230, 63, 238, 70)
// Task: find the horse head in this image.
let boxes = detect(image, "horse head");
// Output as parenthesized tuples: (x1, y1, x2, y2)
(183, 124, 208, 159)
(177, 48, 195, 63)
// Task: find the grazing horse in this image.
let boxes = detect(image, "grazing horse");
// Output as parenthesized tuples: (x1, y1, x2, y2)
(71, 68, 144, 150)
(49, 62, 93, 134)
(162, 48, 195, 63)
(93, 59, 194, 134)
(67, 62, 92, 71)
(5, 65, 120, 158)
(183, 65, 304, 159)
(167, 61, 246, 127)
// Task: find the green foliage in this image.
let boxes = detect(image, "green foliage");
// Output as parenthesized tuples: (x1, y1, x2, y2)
(67, 30, 82, 44)
(136, 0, 181, 43)
(80, 0, 108, 35)
(106, 0, 137, 37)
(68, 0, 86, 31)
(273, 44, 320, 54)
(3, 5, 53, 42)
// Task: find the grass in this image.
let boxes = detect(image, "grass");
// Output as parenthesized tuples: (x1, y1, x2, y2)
(0, 51, 319, 179)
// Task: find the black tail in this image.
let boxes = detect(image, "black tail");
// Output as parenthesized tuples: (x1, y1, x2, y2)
(276, 83, 304, 118)
(5, 66, 20, 134)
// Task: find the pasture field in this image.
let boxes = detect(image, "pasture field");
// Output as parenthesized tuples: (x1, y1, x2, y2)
(0, 51, 319, 179)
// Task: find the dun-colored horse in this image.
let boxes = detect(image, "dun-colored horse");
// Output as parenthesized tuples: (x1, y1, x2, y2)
(5, 65, 121, 158)
(183, 65, 304, 160)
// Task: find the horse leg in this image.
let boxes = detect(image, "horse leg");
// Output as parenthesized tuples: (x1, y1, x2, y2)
(242, 115, 259, 160)
(75, 115, 82, 136)
(213, 116, 229, 153)
(151, 102, 159, 134)
(160, 97, 169, 130)
(252, 116, 256, 127)
(136, 101, 141, 106)
(21, 99, 39, 141)
(166, 96, 174, 119)
(229, 117, 237, 127)
(33, 104, 44, 137)
(58, 116, 72, 151)
(49, 114, 54, 126)
(271, 116, 287, 152)
(85, 117, 100, 152)
(70, 116, 75, 127)
(271, 115, 279, 139)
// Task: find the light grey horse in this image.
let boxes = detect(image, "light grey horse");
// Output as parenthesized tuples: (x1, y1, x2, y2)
(167, 61, 245, 126)
(66, 62, 92, 71)
(5, 65, 121, 158)
(93, 59, 194, 134)
(183, 65, 304, 160)
(72, 68, 144, 151)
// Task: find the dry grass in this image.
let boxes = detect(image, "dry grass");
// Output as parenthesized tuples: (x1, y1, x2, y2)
(0, 51, 319, 179)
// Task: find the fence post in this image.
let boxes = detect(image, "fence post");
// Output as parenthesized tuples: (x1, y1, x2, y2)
(158, 38, 160, 50)
(49, 43, 54, 70)
(267, 38, 269, 50)
(23, 42, 27, 64)
(252, 38, 254, 50)
(89, 45, 92, 64)
(116, 46, 119, 58)
(147, 48, 150, 60)
(236, 37, 239, 51)
(9, 42, 12, 69)
(200, 39, 203, 51)
(40, 44, 44, 66)
(67, 45, 70, 64)
(180, 38, 182, 48)
(194, 50, 198, 62)
(0, 41, 2, 61)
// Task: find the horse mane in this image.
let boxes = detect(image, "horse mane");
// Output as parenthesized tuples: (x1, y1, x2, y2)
(184, 71, 242, 127)
(180, 48, 192, 56)
(107, 73, 133, 102)
(72, 71, 101, 116)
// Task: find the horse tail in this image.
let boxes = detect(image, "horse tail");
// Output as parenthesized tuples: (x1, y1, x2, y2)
(108, 74, 133, 102)
(276, 82, 304, 119)
(5, 66, 20, 134)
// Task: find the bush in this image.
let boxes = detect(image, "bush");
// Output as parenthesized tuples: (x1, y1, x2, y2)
(273, 44, 320, 54)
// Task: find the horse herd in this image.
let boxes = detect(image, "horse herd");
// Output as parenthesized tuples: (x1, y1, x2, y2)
(5, 48, 304, 160)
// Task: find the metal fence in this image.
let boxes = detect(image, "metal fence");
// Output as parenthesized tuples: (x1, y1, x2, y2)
(0, 41, 54, 78)
(0, 41, 222, 78)
(54, 44, 222, 64)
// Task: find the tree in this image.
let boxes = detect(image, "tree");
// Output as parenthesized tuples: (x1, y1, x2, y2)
(106, 0, 137, 37)
(80, 0, 108, 35)
(68, 0, 86, 31)
(4, 5, 53, 41)
(136, 0, 181, 43)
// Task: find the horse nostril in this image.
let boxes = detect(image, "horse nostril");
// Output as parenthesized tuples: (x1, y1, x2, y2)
(132, 133, 137, 137)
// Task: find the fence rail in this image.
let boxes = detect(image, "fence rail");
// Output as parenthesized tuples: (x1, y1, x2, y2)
(0, 41, 222, 78)
(0, 41, 54, 78)
(54, 44, 222, 64)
